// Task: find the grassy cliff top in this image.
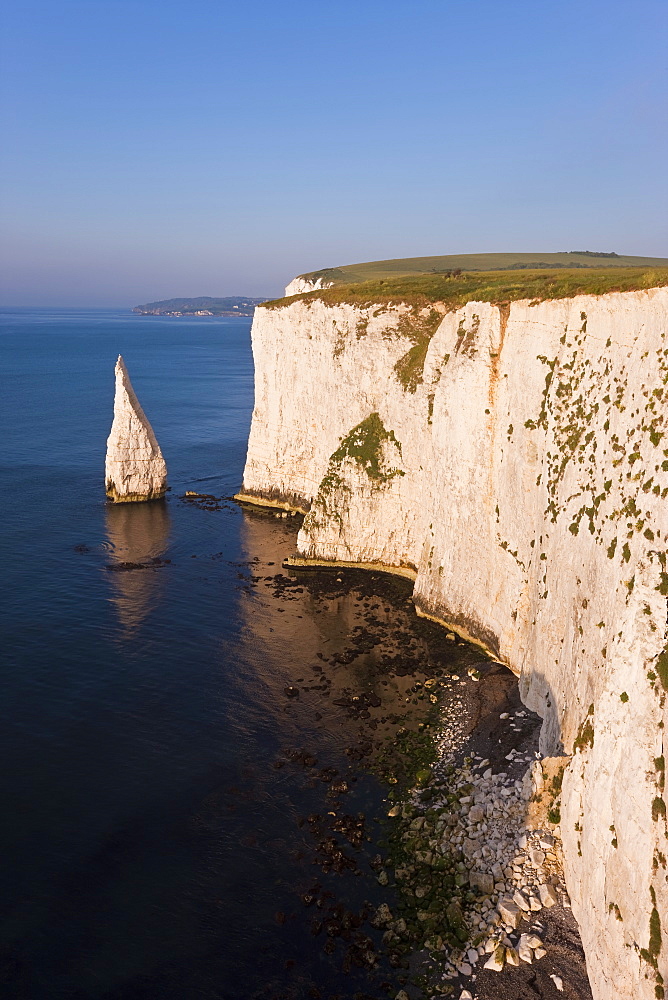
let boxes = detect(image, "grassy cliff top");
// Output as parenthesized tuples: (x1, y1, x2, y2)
(293, 251, 668, 287)
(263, 266, 668, 312)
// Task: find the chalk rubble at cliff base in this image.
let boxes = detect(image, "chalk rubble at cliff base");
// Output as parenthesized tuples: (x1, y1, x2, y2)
(374, 747, 570, 995)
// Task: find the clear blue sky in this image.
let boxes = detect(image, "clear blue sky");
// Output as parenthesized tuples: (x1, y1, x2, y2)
(1, 0, 666, 305)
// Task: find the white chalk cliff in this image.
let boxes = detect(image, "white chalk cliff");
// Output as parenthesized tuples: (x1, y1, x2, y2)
(239, 285, 668, 999)
(284, 275, 334, 297)
(105, 355, 167, 502)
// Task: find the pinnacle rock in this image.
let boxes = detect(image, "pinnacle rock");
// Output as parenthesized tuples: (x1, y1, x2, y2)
(105, 355, 167, 503)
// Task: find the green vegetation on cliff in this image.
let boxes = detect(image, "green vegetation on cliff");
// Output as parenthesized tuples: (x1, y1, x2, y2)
(328, 412, 404, 483)
(264, 267, 668, 313)
(304, 413, 404, 533)
(293, 251, 668, 288)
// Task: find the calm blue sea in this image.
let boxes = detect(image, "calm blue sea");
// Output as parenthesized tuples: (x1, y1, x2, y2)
(0, 308, 477, 1000)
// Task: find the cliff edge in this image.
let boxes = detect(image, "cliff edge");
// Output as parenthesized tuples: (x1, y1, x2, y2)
(239, 273, 668, 1000)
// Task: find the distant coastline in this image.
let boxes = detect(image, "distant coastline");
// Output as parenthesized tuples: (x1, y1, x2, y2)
(133, 296, 267, 317)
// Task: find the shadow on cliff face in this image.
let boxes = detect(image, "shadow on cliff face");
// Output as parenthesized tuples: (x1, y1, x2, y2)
(459, 661, 542, 775)
(438, 662, 592, 1000)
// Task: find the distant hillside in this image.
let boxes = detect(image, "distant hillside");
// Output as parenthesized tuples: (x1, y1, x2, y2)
(296, 251, 668, 287)
(133, 296, 267, 316)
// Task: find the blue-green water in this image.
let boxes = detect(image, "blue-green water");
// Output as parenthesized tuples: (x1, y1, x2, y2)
(0, 308, 477, 1000)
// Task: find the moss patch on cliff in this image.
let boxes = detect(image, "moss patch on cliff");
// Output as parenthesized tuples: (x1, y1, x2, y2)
(263, 267, 668, 312)
(327, 412, 404, 484)
(393, 309, 444, 392)
(640, 888, 663, 970)
(573, 704, 595, 753)
(656, 645, 668, 692)
(303, 415, 404, 536)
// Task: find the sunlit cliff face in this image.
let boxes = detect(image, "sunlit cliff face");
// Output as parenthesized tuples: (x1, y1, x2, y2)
(239, 286, 668, 1000)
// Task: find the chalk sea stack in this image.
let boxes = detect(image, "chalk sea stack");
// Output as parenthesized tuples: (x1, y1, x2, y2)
(105, 355, 167, 503)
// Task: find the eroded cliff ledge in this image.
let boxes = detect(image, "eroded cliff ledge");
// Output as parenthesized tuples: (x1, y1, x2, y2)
(239, 275, 668, 1000)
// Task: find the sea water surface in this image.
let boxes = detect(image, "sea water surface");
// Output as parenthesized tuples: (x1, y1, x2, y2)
(0, 309, 482, 1000)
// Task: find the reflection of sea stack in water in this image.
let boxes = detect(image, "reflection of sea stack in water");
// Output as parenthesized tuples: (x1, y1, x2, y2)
(105, 355, 167, 502)
(105, 501, 171, 632)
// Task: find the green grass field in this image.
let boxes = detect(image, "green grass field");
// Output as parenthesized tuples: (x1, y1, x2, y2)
(264, 266, 668, 312)
(294, 251, 668, 287)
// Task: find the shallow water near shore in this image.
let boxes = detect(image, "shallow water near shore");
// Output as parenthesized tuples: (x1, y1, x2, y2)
(0, 309, 494, 999)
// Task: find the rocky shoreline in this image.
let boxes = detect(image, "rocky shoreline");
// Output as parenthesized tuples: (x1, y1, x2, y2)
(370, 660, 592, 999)
(224, 504, 592, 997)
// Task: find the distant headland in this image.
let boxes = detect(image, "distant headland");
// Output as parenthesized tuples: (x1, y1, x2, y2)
(132, 296, 267, 317)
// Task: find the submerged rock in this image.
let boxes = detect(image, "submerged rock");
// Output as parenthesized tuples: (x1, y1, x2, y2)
(105, 355, 167, 503)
